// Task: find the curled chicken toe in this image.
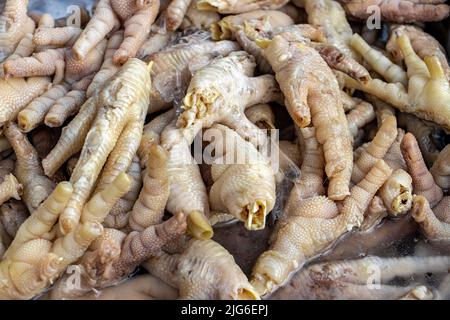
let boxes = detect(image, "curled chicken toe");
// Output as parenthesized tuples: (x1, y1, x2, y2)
(50, 212, 186, 299)
(4, 122, 54, 212)
(0, 0, 35, 62)
(338, 0, 450, 23)
(43, 59, 152, 235)
(260, 34, 352, 200)
(208, 124, 276, 230)
(128, 144, 170, 231)
(177, 51, 280, 146)
(401, 133, 450, 241)
(251, 160, 392, 296)
(401, 133, 443, 207)
(73, 0, 159, 64)
(161, 122, 212, 240)
(0, 172, 131, 300)
(144, 239, 260, 300)
(340, 34, 450, 130)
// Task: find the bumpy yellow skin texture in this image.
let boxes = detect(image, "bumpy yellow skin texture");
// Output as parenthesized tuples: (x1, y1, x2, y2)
(251, 160, 392, 296)
(128, 145, 170, 231)
(50, 212, 186, 299)
(303, 0, 355, 58)
(0, 173, 131, 300)
(286, 127, 325, 214)
(197, 0, 289, 14)
(52, 59, 151, 235)
(400, 133, 450, 241)
(4, 123, 54, 213)
(149, 39, 240, 114)
(0, 77, 50, 127)
(338, 0, 450, 23)
(104, 155, 141, 229)
(209, 125, 276, 230)
(387, 25, 450, 81)
(138, 109, 175, 166)
(161, 122, 212, 240)
(167, 0, 193, 31)
(72, 0, 120, 61)
(0, 0, 34, 62)
(343, 34, 450, 130)
(211, 10, 294, 40)
(145, 239, 260, 299)
(401, 133, 443, 207)
(263, 35, 352, 200)
(178, 51, 280, 148)
(87, 31, 124, 98)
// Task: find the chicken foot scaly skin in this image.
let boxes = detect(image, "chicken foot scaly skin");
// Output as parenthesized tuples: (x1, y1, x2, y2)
(13, 39, 107, 132)
(0, 76, 50, 128)
(251, 160, 392, 296)
(128, 145, 170, 231)
(0, 15, 35, 79)
(73, 0, 159, 64)
(71, 0, 120, 61)
(196, 0, 289, 14)
(401, 133, 443, 207)
(161, 122, 212, 240)
(351, 117, 412, 216)
(46, 58, 152, 235)
(430, 145, 450, 190)
(177, 51, 281, 148)
(44, 75, 94, 128)
(399, 133, 450, 240)
(208, 124, 276, 230)
(4, 123, 54, 213)
(397, 113, 443, 168)
(412, 195, 450, 241)
(166, 0, 193, 31)
(0, 0, 35, 62)
(104, 155, 142, 229)
(338, 0, 450, 23)
(149, 38, 240, 114)
(211, 10, 294, 41)
(138, 109, 175, 167)
(86, 31, 124, 98)
(111, 0, 160, 65)
(340, 34, 450, 130)
(0, 172, 131, 300)
(271, 255, 450, 300)
(260, 35, 352, 200)
(285, 127, 325, 215)
(387, 25, 450, 81)
(301, 0, 356, 59)
(50, 212, 186, 299)
(144, 239, 260, 300)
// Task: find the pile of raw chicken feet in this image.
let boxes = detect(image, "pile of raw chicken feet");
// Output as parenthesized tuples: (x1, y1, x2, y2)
(0, 0, 449, 300)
